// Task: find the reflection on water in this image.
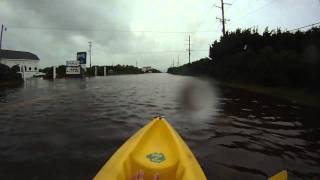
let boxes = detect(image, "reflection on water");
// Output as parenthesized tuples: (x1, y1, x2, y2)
(0, 74, 319, 180)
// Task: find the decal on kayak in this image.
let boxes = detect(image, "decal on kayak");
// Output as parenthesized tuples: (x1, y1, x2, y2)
(146, 152, 166, 163)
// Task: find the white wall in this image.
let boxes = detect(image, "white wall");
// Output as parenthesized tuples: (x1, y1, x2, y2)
(0, 58, 39, 78)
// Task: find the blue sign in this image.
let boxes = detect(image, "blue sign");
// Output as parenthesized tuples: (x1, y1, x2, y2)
(77, 52, 87, 64)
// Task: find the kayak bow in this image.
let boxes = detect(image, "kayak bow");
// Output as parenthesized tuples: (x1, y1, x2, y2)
(94, 117, 207, 180)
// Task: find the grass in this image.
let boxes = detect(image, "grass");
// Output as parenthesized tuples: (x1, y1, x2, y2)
(219, 81, 320, 108)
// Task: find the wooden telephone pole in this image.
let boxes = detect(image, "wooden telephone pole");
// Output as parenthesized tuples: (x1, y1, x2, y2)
(188, 35, 191, 64)
(215, 0, 231, 36)
(88, 41, 92, 68)
(0, 24, 7, 50)
(177, 55, 180, 66)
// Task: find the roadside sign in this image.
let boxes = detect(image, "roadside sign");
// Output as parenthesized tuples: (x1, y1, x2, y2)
(77, 52, 87, 64)
(66, 66, 81, 74)
(66, 60, 81, 75)
(66, 60, 80, 66)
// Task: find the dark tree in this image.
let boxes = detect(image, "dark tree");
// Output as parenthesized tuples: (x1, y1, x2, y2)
(168, 27, 320, 91)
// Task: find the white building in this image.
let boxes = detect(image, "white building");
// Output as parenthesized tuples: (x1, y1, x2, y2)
(0, 49, 40, 78)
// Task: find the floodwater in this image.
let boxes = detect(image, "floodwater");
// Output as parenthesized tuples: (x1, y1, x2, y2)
(0, 73, 319, 180)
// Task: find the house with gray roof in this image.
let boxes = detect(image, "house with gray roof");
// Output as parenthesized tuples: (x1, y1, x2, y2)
(0, 49, 40, 78)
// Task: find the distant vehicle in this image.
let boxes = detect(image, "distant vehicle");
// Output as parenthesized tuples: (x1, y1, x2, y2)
(33, 72, 45, 78)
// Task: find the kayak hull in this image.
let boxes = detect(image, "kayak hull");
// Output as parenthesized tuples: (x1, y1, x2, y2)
(94, 117, 207, 180)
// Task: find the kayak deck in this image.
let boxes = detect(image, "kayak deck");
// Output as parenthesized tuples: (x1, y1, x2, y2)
(94, 117, 207, 180)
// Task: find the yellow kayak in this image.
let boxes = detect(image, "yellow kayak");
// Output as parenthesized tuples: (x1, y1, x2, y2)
(94, 116, 207, 180)
(268, 170, 288, 180)
(94, 116, 288, 180)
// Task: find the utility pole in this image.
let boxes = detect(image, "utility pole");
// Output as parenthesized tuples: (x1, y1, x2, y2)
(177, 55, 180, 66)
(173, 57, 175, 68)
(188, 35, 191, 64)
(215, 0, 231, 36)
(0, 24, 7, 50)
(88, 41, 92, 68)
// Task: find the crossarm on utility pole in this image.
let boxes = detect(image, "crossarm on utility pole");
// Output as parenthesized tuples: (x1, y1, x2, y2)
(215, 0, 231, 36)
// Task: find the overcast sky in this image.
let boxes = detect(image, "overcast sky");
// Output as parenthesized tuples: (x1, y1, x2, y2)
(1, 0, 319, 71)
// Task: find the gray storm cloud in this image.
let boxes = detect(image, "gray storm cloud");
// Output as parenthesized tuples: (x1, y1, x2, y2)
(0, 0, 159, 68)
(0, 0, 319, 70)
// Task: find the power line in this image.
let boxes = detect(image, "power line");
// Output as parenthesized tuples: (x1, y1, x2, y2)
(226, 0, 239, 11)
(288, 21, 320, 32)
(193, 2, 218, 34)
(190, 1, 222, 62)
(230, 0, 278, 25)
(8, 26, 219, 34)
(94, 49, 207, 55)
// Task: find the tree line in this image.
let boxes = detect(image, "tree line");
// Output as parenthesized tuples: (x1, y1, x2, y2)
(168, 27, 320, 92)
(40, 64, 161, 79)
(0, 63, 22, 85)
(86, 65, 144, 76)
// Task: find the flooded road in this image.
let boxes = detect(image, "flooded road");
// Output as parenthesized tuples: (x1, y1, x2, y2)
(0, 73, 319, 180)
